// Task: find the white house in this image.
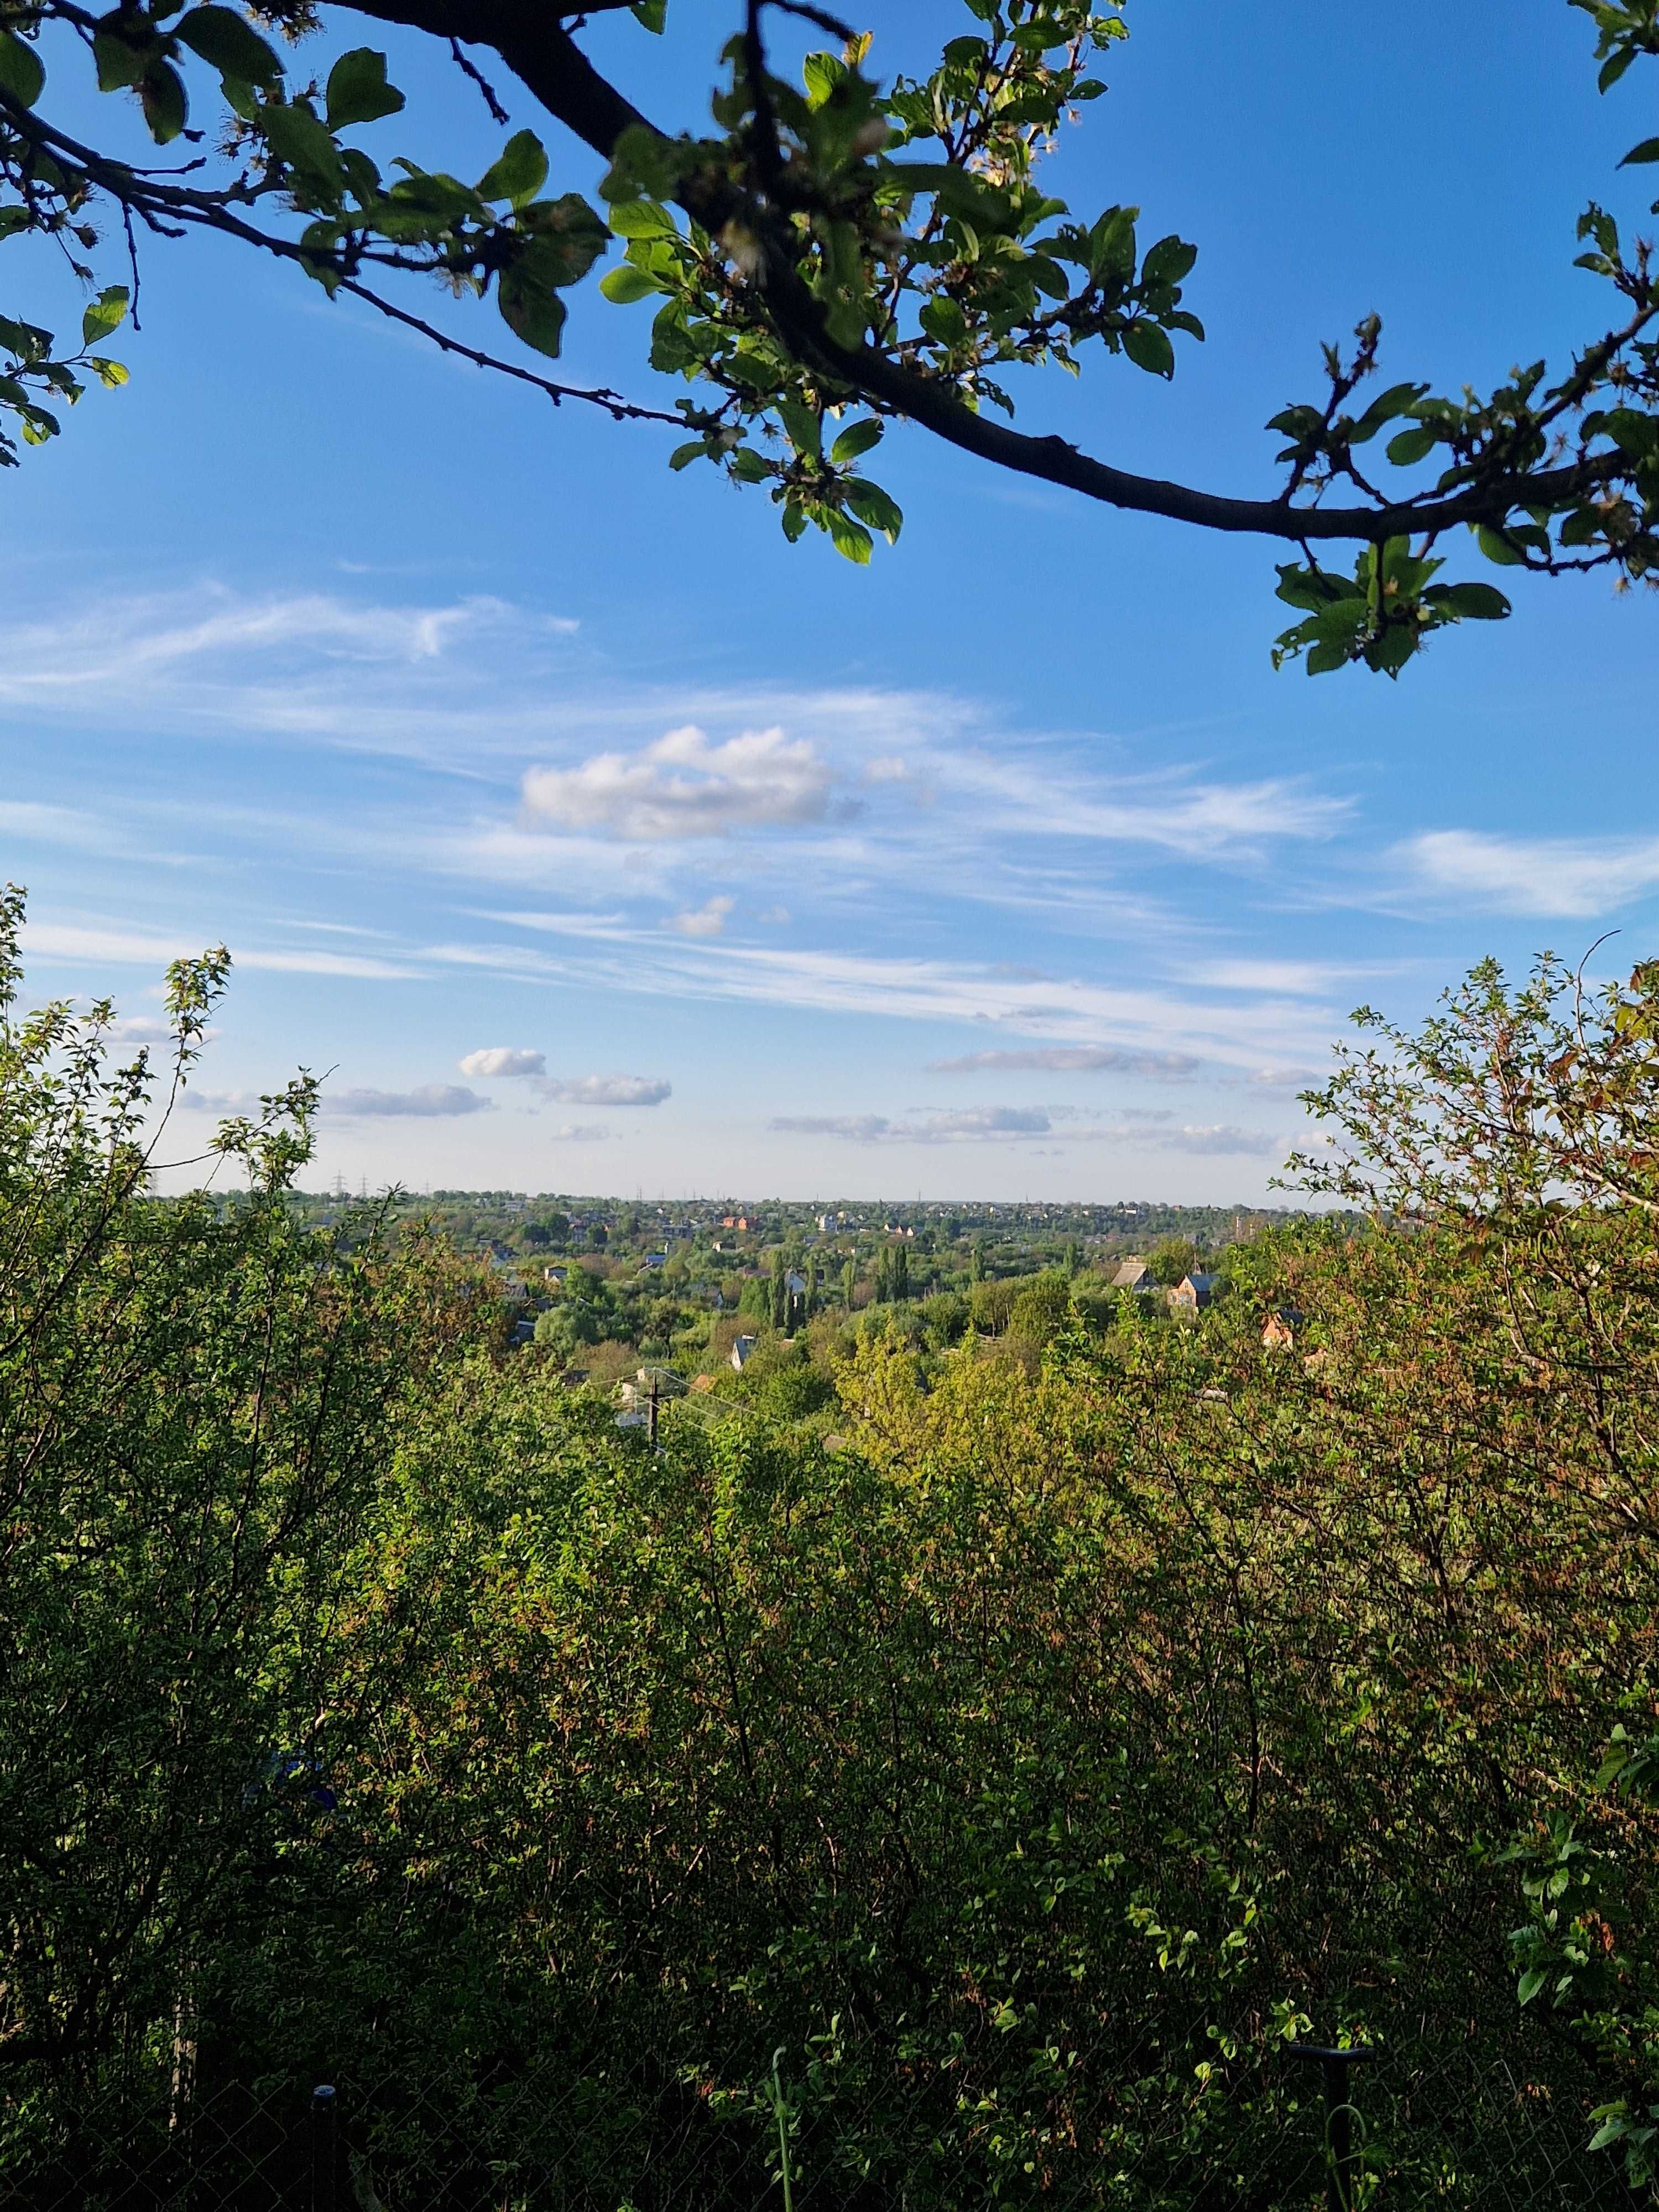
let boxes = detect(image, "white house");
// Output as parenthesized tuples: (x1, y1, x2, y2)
(731, 1334, 758, 1371)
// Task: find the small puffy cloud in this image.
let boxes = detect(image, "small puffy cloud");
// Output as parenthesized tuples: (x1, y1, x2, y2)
(914, 1106, 1051, 1139)
(459, 1046, 547, 1078)
(863, 755, 910, 784)
(328, 1084, 494, 1118)
(538, 1073, 671, 1107)
(106, 1014, 179, 1045)
(550, 1123, 611, 1141)
(1160, 1124, 1280, 1156)
(771, 1114, 891, 1141)
(928, 1045, 1201, 1079)
(521, 724, 834, 841)
(758, 905, 790, 925)
(666, 894, 735, 938)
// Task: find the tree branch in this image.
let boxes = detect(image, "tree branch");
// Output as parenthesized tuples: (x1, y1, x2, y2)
(337, 0, 1636, 546)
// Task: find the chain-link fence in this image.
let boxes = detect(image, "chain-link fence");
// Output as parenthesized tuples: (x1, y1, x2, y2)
(1, 2013, 1634, 2212)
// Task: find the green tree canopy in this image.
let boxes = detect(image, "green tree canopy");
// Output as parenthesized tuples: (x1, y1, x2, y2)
(2, 0, 1658, 672)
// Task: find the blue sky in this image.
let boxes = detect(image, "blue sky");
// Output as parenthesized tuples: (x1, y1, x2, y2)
(3, 0, 1655, 1200)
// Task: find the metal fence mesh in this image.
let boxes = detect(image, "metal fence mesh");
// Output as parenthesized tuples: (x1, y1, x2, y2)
(1, 2015, 1632, 2211)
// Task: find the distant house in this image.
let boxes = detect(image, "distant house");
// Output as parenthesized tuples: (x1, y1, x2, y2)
(639, 1251, 667, 1271)
(511, 1317, 536, 1345)
(543, 1265, 568, 1284)
(1112, 1258, 1154, 1293)
(817, 1212, 840, 1234)
(1262, 1307, 1304, 1349)
(731, 1334, 758, 1371)
(785, 1269, 807, 1296)
(722, 1214, 757, 1233)
(1171, 1273, 1219, 1312)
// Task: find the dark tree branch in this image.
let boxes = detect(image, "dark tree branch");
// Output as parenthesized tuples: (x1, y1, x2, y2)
(335, 0, 1645, 547)
(0, 88, 686, 427)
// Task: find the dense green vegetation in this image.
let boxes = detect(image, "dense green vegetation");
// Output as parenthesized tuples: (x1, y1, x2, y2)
(6, 897, 1659, 2206)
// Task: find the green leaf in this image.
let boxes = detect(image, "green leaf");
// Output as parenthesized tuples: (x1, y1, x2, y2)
(1386, 423, 1441, 468)
(827, 511, 874, 564)
(87, 355, 129, 388)
(608, 199, 678, 240)
(1621, 136, 1659, 165)
(778, 401, 821, 458)
(175, 6, 281, 88)
(630, 0, 666, 28)
(830, 417, 883, 464)
(1474, 523, 1526, 567)
(477, 129, 548, 209)
(599, 263, 659, 304)
(1142, 234, 1197, 289)
(843, 478, 902, 543)
(81, 286, 129, 346)
(667, 440, 707, 471)
(262, 101, 344, 191)
(325, 48, 404, 131)
(1423, 581, 1511, 622)
(1349, 380, 1427, 444)
(0, 29, 44, 107)
(1517, 1968, 1547, 2006)
(497, 270, 567, 358)
(802, 50, 846, 108)
(140, 62, 189, 144)
(93, 26, 154, 92)
(1122, 321, 1175, 378)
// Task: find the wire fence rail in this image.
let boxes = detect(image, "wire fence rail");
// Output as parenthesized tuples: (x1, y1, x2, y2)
(0, 2016, 1635, 2212)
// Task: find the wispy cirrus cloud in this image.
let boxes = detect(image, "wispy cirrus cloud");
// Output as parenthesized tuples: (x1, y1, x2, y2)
(22, 917, 422, 980)
(1394, 829, 1659, 917)
(927, 1044, 1201, 1078)
(772, 1105, 1053, 1143)
(328, 1084, 493, 1118)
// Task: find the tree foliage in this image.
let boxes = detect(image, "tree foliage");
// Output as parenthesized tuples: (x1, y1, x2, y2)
(2, 0, 1658, 669)
(12, 909, 1659, 2204)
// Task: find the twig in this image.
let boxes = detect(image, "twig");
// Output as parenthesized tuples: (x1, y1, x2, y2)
(448, 35, 509, 126)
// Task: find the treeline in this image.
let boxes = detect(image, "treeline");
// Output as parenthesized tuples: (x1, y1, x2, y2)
(3, 900, 1657, 2207)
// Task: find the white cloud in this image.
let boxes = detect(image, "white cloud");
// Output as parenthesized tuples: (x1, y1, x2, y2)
(521, 725, 836, 841)
(550, 1123, 612, 1141)
(771, 1114, 892, 1141)
(928, 1045, 1200, 1078)
(771, 1105, 1053, 1144)
(536, 1073, 671, 1107)
(1395, 829, 1659, 917)
(326, 1084, 494, 1118)
(666, 894, 735, 938)
(758, 905, 791, 925)
(460, 1046, 547, 1077)
(1161, 1124, 1280, 1156)
(105, 1014, 178, 1045)
(23, 919, 419, 980)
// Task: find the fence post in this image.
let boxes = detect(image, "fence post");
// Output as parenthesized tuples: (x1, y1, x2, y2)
(1288, 2043, 1376, 2212)
(310, 2083, 337, 2212)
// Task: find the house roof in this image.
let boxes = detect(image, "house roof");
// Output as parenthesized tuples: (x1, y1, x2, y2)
(1111, 1258, 1151, 1288)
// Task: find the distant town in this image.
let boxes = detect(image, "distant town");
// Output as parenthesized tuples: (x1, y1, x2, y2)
(279, 1187, 1329, 1399)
